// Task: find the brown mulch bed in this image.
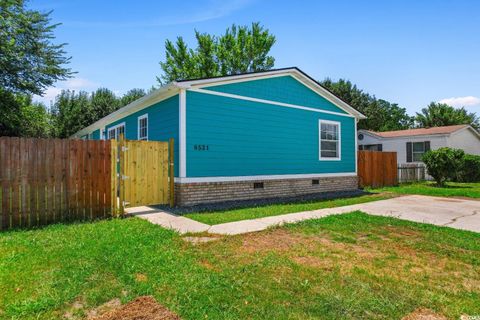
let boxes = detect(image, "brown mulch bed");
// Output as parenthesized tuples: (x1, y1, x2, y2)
(90, 296, 181, 320)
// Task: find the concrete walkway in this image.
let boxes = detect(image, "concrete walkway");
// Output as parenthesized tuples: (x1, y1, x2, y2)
(129, 195, 480, 235)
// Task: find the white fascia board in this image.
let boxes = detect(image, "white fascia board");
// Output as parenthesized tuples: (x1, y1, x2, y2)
(175, 172, 357, 183)
(72, 83, 180, 138)
(176, 69, 297, 88)
(289, 71, 366, 120)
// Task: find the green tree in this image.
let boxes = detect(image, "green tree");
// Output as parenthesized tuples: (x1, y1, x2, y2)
(0, 89, 53, 137)
(50, 87, 147, 138)
(415, 102, 479, 129)
(50, 90, 92, 138)
(158, 22, 276, 83)
(320, 78, 413, 131)
(120, 88, 146, 106)
(0, 0, 72, 95)
(89, 88, 119, 123)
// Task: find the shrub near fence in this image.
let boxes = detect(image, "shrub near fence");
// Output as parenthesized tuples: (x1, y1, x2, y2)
(0, 137, 118, 230)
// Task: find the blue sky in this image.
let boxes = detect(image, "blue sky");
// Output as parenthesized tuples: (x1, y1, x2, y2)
(32, 0, 480, 116)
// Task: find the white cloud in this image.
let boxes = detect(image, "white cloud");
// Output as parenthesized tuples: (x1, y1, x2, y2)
(34, 77, 99, 105)
(439, 96, 480, 108)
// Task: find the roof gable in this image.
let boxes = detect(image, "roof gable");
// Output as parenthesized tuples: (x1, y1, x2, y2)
(178, 68, 365, 119)
(200, 75, 348, 115)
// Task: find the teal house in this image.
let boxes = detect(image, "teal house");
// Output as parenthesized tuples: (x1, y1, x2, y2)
(73, 68, 366, 206)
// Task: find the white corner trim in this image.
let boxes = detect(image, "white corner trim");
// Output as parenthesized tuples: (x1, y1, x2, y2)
(319, 119, 342, 161)
(354, 119, 358, 174)
(137, 113, 148, 140)
(174, 172, 357, 183)
(179, 89, 187, 178)
(189, 88, 355, 118)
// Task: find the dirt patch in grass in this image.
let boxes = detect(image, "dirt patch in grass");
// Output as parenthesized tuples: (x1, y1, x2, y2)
(135, 273, 148, 282)
(86, 299, 121, 319)
(401, 308, 447, 320)
(89, 296, 181, 320)
(233, 225, 479, 295)
(239, 229, 315, 253)
(291, 256, 337, 270)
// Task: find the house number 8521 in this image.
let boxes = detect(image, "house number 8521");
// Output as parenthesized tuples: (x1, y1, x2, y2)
(194, 144, 209, 151)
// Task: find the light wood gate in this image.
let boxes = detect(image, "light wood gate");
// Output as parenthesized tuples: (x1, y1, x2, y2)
(117, 137, 174, 208)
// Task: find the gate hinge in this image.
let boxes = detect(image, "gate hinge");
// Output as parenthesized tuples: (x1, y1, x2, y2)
(121, 146, 129, 152)
(121, 175, 129, 180)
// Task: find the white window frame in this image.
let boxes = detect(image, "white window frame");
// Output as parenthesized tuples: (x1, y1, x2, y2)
(137, 114, 148, 141)
(107, 122, 126, 140)
(319, 119, 341, 161)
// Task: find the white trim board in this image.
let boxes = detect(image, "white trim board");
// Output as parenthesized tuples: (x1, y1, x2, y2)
(189, 88, 355, 118)
(179, 89, 187, 178)
(354, 119, 358, 174)
(175, 172, 357, 183)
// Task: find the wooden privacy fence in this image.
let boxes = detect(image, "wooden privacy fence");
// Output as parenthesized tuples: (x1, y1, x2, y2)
(357, 150, 398, 188)
(0, 136, 174, 230)
(0, 138, 120, 230)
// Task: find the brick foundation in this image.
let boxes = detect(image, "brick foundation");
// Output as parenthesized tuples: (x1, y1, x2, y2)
(175, 175, 358, 206)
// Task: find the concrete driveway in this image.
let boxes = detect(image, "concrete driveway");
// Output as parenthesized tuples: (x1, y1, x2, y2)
(352, 195, 480, 233)
(131, 195, 480, 235)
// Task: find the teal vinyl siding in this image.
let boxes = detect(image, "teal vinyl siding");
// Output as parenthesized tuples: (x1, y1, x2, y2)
(204, 75, 348, 115)
(105, 95, 179, 176)
(186, 90, 355, 177)
(91, 129, 100, 140)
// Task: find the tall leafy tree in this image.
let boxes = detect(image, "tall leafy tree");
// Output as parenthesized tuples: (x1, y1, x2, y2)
(158, 22, 276, 83)
(120, 88, 147, 106)
(1, 0, 72, 137)
(0, 89, 53, 137)
(50, 90, 92, 138)
(89, 88, 119, 123)
(415, 102, 479, 129)
(320, 78, 413, 131)
(50, 88, 148, 138)
(0, 0, 72, 95)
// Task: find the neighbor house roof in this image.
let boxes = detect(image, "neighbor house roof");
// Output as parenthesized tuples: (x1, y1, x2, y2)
(72, 67, 366, 138)
(362, 124, 474, 138)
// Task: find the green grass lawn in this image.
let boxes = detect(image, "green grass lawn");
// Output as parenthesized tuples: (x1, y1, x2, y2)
(1, 214, 479, 319)
(369, 181, 480, 199)
(184, 193, 392, 225)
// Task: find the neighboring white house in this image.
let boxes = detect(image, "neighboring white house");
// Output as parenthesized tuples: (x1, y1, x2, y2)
(358, 124, 480, 165)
